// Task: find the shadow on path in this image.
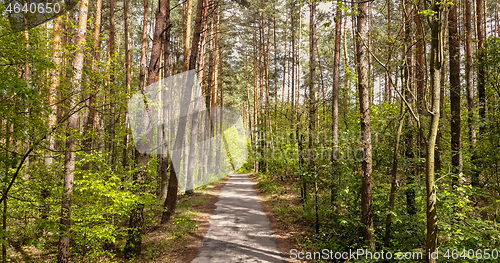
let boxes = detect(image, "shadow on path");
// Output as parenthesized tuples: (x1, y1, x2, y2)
(191, 173, 287, 263)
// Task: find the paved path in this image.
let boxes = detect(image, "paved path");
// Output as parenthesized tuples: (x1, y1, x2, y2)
(191, 173, 286, 263)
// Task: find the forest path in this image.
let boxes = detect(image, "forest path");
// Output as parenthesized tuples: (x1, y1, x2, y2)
(191, 173, 287, 263)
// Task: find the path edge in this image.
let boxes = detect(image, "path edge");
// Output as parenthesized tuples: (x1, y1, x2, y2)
(248, 173, 297, 263)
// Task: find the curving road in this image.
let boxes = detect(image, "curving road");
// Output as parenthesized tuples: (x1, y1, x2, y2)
(191, 173, 287, 263)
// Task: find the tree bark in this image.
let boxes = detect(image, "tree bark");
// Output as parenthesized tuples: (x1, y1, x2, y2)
(57, 0, 89, 262)
(415, 2, 426, 158)
(449, 0, 462, 185)
(384, 107, 405, 247)
(214, 7, 222, 174)
(82, 0, 102, 170)
(402, 0, 416, 216)
(308, 1, 316, 168)
(108, 0, 116, 166)
(465, 0, 478, 186)
(386, 0, 392, 102)
(124, 0, 167, 257)
(308, 0, 318, 234)
(46, 16, 62, 167)
(332, 5, 341, 162)
(139, 0, 149, 96)
(425, 1, 444, 261)
(331, 4, 341, 206)
(122, 0, 132, 169)
(162, 0, 206, 223)
(343, 13, 350, 116)
(356, 0, 375, 250)
(477, 0, 485, 135)
(160, 0, 172, 202)
(183, 0, 193, 71)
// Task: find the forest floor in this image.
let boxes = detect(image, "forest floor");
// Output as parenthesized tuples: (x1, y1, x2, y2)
(127, 176, 231, 263)
(8, 175, 229, 263)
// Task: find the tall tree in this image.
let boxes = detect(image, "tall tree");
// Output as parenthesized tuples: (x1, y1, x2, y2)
(57, 0, 89, 262)
(214, 5, 223, 174)
(403, 0, 416, 216)
(124, 0, 168, 257)
(386, 0, 392, 102)
(122, 0, 132, 168)
(108, 0, 117, 165)
(465, 0, 478, 186)
(308, 0, 318, 234)
(162, 0, 206, 223)
(415, 0, 425, 155)
(449, 0, 462, 184)
(425, 0, 445, 261)
(160, 0, 171, 201)
(331, 2, 341, 198)
(138, 0, 149, 98)
(82, 0, 103, 170)
(183, 0, 194, 71)
(477, 0, 486, 135)
(384, 106, 405, 247)
(185, 0, 210, 194)
(308, 0, 316, 167)
(356, 0, 375, 250)
(46, 16, 63, 166)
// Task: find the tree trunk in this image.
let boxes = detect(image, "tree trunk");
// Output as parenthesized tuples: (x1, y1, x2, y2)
(290, 1, 295, 132)
(343, 13, 350, 116)
(402, 0, 416, 217)
(199, 0, 209, 107)
(384, 107, 405, 247)
(449, 0, 462, 185)
(124, 0, 167, 257)
(186, 89, 199, 195)
(252, 34, 259, 172)
(46, 16, 63, 167)
(477, 0, 485, 135)
(415, 2, 426, 159)
(331, 4, 341, 204)
(162, 0, 206, 223)
(3, 123, 9, 263)
(82, 0, 103, 170)
(297, 4, 306, 202)
(356, 0, 375, 250)
(309, 0, 316, 167)
(160, 0, 172, 202)
(465, 0, 478, 186)
(386, 0, 392, 102)
(281, 10, 288, 130)
(122, 0, 132, 169)
(139, 0, 149, 100)
(425, 1, 443, 261)
(308, 0, 318, 234)
(108, 0, 116, 166)
(274, 16, 278, 134)
(214, 5, 223, 175)
(57, 0, 89, 262)
(183, 0, 193, 71)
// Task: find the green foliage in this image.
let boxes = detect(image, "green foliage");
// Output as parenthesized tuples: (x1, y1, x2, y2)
(71, 152, 160, 259)
(172, 212, 199, 237)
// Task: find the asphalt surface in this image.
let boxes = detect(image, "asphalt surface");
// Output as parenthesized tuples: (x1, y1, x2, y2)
(191, 173, 287, 263)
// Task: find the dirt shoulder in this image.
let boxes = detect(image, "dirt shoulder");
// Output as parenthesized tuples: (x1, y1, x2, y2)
(132, 176, 230, 263)
(249, 174, 305, 263)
